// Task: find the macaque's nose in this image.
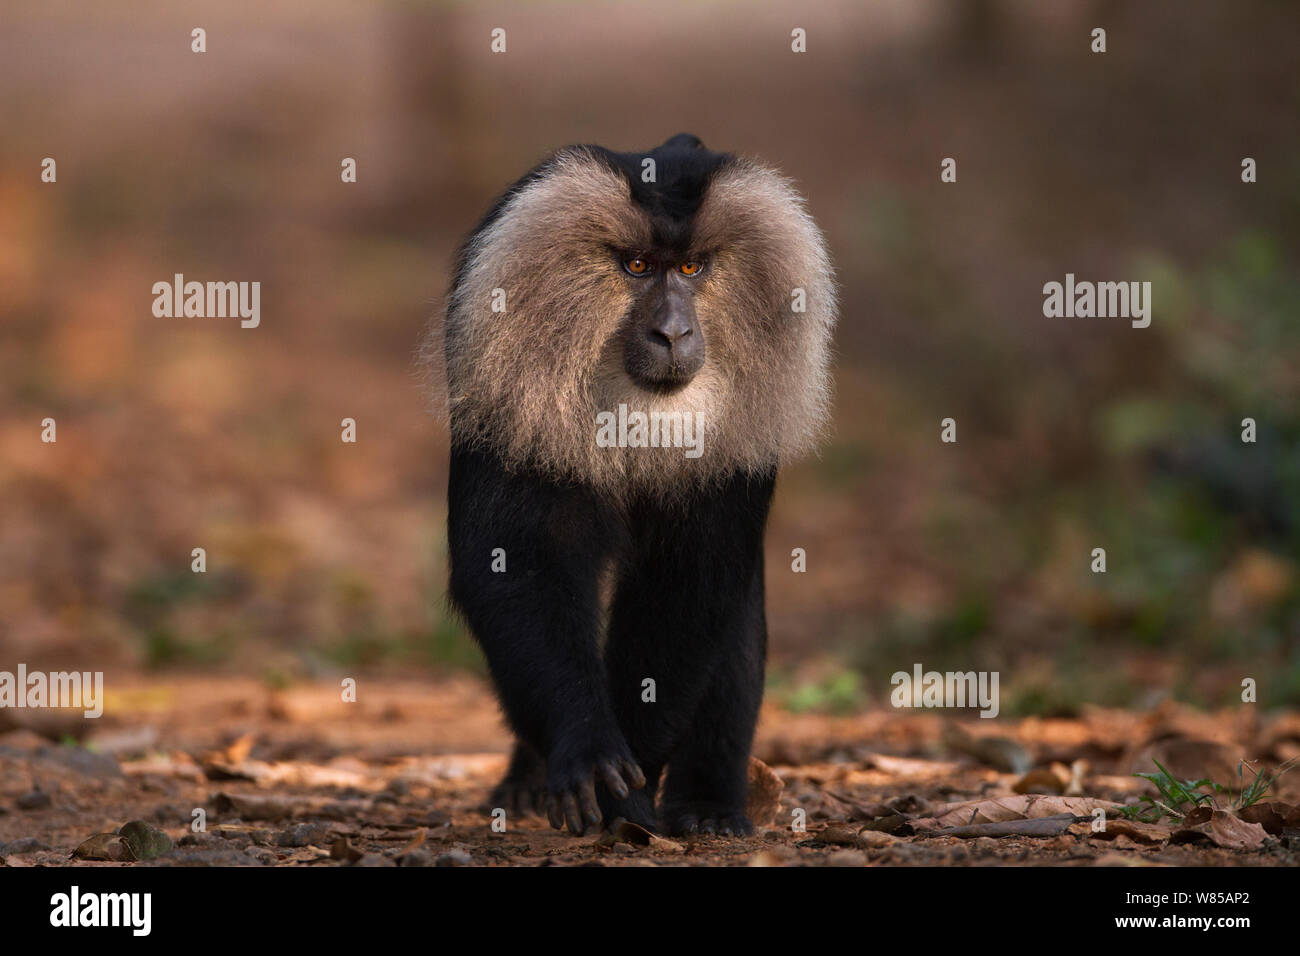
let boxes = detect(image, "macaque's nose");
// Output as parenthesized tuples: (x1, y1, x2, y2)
(649, 307, 695, 351)
(646, 302, 704, 376)
(624, 285, 706, 391)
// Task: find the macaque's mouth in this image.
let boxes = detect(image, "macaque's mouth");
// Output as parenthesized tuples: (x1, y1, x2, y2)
(626, 365, 700, 395)
(622, 340, 705, 394)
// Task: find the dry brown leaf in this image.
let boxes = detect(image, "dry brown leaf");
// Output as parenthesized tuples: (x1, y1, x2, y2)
(330, 836, 363, 863)
(200, 759, 262, 782)
(1235, 803, 1287, 834)
(942, 724, 1032, 773)
(1093, 852, 1170, 867)
(914, 795, 1123, 830)
(225, 733, 257, 764)
(396, 753, 508, 783)
(819, 824, 900, 848)
(822, 789, 897, 821)
(121, 752, 204, 782)
(1013, 765, 1071, 795)
(1065, 760, 1089, 796)
(866, 753, 964, 778)
(595, 818, 685, 853)
(70, 833, 135, 862)
(926, 813, 1080, 839)
(821, 826, 861, 846)
(280, 846, 332, 864)
(745, 757, 783, 826)
(1170, 807, 1268, 850)
(197, 734, 257, 776)
(1259, 714, 1300, 761)
(1139, 701, 1238, 745)
(859, 811, 908, 834)
(200, 758, 374, 789)
(856, 829, 899, 848)
(212, 823, 272, 843)
(399, 828, 427, 855)
(1069, 817, 1171, 844)
(212, 792, 296, 821)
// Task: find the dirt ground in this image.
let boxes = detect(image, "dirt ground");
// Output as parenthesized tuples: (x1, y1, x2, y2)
(2, 675, 1298, 867)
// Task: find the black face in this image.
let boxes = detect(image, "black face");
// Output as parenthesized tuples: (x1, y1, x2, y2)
(618, 253, 708, 392)
(592, 133, 733, 393)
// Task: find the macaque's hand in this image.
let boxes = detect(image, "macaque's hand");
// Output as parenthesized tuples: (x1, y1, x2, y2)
(545, 739, 646, 836)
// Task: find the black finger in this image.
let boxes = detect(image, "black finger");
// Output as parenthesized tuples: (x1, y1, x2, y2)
(599, 762, 629, 799)
(562, 792, 584, 835)
(579, 779, 602, 826)
(547, 794, 564, 830)
(622, 760, 646, 790)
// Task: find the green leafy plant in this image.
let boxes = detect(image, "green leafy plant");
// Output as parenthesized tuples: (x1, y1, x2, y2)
(1122, 756, 1298, 822)
(1233, 757, 1299, 810)
(1121, 759, 1224, 822)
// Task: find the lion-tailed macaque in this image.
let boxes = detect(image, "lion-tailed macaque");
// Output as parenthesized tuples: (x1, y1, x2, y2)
(429, 133, 835, 835)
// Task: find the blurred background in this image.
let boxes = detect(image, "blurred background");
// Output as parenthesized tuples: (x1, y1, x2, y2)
(2, 0, 1298, 717)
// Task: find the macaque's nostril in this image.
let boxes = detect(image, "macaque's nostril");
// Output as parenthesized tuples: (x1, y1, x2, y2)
(651, 326, 691, 349)
(650, 314, 694, 350)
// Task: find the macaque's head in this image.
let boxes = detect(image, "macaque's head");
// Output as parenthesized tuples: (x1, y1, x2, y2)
(436, 134, 837, 495)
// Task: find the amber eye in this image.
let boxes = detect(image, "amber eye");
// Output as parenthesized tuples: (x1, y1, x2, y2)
(623, 257, 651, 276)
(679, 261, 702, 276)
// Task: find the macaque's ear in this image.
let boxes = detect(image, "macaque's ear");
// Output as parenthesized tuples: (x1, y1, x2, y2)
(661, 133, 705, 150)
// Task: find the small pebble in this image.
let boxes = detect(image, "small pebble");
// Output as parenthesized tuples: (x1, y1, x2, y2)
(398, 849, 435, 867)
(274, 822, 329, 847)
(16, 791, 52, 811)
(1, 837, 51, 854)
(827, 849, 867, 867)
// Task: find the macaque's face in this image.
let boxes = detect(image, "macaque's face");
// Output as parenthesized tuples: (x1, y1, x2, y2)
(617, 252, 708, 392)
(439, 135, 836, 493)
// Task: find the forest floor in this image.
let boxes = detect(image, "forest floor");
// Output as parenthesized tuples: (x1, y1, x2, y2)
(2, 674, 1299, 868)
